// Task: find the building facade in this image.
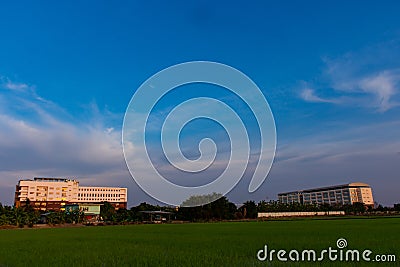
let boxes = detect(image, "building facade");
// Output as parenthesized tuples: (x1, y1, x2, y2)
(14, 177, 127, 211)
(278, 182, 374, 206)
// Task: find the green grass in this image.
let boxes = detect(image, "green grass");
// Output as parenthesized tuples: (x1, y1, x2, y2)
(0, 217, 399, 266)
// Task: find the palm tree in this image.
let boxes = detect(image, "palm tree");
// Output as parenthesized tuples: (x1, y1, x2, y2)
(13, 207, 26, 228)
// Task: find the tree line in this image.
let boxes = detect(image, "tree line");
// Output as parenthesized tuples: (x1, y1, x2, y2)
(1, 198, 399, 227)
(0, 201, 85, 228)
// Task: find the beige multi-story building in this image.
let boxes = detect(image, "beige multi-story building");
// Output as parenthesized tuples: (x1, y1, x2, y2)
(278, 182, 374, 207)
(14, 177, 127, 211)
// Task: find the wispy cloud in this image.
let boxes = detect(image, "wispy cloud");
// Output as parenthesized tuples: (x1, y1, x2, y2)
(0, 76, 131, 197)
(0, 76, 30, 91)
(359, 70, 400, 112)
(326, 62, 400, 112)
(300, 88, 338, 103)
(300, 40, 400, 112)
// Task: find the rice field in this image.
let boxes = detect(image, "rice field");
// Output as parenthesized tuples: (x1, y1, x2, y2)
(0, 217, 399, 266)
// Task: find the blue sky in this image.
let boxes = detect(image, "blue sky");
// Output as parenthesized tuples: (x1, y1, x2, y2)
(0, 1, 400, 206)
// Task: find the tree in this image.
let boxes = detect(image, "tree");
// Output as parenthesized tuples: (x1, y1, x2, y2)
(352, 202, 366, 214)
(0, 214, 9, 226)
(100, 202, 116, 222)
(181, 193, 223, 207)
(0, 205, 13, 226)
(320, 203, 332, 212)
(13, 207, 26, 228)
(394, 203, 400, 212)
(210, 196, 235, 220)
(242, 201, 257, 219)
(176, 196, 236, 221)
(25, 211, 39, 227)
(116, 208, 130, 223)
(257, 200, 269, 212)
(65, 210, 84, 224)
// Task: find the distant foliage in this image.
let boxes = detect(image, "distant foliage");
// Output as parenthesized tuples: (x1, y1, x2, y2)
(255, 200, 386, 215)
(181, 193, 223, 207)
(0, 199, 398, 227)
(177, 196, 237, 221)
(0, 202, 39, 227)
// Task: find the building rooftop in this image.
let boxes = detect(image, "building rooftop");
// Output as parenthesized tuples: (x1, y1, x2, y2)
(278, 182, 371, 195)
(20, 177, 79, 182)
(18, 177, 128, 189)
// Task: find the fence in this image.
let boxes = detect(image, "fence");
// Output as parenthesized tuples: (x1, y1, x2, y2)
(257, 211, 345, 218)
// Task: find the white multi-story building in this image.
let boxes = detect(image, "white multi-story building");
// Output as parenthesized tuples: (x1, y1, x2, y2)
(278, 182, 374, 207)
(14, 177, 127, 211)
(77, 186, 127, 204)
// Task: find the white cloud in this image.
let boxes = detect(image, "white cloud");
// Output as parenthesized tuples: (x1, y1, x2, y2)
(300, 88, 337, 103)
(358, 70, 400, 112)
(327, 66, 400, 112)
(0, 77, 131, 193)
(0, 76, 29, 91)
(301, 40, 400, 112)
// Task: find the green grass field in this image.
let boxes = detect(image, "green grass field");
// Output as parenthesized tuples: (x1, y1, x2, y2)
(0, 217, 399, 266)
